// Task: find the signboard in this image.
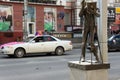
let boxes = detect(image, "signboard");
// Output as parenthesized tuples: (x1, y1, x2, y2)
(115, 14, 120, 24)
(115, 7, 120, 24)
(53, 32, 72, 38)
(108, 7, 115, 22)
(73, 33, 82, 38)
(44, 8, 57, 32)
(116, 7, 120, 14)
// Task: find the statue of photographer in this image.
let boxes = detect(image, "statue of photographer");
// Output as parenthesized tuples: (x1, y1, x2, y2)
(79, 0, 100, 62)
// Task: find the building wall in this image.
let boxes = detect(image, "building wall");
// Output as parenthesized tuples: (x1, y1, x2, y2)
(64, 9, 71, 25)
(36, 5, 44, 30)
(0, 1, 64, 44)
(57, 6, 64, 32)
(13, 3, 23, 32)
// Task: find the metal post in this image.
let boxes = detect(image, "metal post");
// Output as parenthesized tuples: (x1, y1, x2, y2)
(23, 0, 28, 40)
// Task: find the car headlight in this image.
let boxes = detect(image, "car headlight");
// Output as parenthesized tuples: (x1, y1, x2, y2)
(4, 46, 13, 49)
(113, 40, 116, 44)
(1, 46, 4, 49)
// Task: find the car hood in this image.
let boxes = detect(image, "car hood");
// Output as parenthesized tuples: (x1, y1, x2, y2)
(0, 42, 25, 48)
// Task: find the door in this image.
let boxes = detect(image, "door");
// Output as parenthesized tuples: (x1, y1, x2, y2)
(28, 36, 44, 53)
(42, 36, 58, 52)
(27, 22, 36, 36)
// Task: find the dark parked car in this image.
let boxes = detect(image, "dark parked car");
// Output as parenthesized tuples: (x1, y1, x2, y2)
(108, 34, 120, 51)
(87, 34, 120, 51)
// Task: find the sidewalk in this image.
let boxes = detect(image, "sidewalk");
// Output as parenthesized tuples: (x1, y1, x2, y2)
(73, 43, 82, 49)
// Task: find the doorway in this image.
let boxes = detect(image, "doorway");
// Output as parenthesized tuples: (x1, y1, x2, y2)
(27, 22, 36, 36)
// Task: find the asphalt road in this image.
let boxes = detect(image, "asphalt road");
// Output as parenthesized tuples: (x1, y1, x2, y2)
(0, 49, 120, 80)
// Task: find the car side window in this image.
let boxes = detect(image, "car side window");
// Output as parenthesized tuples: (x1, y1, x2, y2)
(34, 37, 43, 42)
(115, 36, 120, 41)
(44, 36, 56, 42)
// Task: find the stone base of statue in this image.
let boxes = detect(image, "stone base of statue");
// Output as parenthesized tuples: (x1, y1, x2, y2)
(68, 61, 110, 80)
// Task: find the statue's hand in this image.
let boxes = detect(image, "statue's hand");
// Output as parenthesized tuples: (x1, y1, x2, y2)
(96, 8, 100, 17)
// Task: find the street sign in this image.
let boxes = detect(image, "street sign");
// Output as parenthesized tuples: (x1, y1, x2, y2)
(108, 7, 115, 22)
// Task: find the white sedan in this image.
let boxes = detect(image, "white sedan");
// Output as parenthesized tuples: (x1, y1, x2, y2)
(0, 35, 73, 58)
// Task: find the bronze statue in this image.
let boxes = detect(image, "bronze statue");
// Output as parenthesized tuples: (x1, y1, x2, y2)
(79, 0, 100, 63)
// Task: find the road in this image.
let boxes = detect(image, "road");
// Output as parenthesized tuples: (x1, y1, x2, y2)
(0, 49, 120, 80)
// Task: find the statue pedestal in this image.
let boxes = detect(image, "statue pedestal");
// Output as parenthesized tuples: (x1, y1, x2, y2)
(68, 61, 110, 80)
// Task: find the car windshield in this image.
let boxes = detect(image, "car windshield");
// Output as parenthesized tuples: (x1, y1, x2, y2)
(24, 37, 34, 42)
(108, 35, 114, 41)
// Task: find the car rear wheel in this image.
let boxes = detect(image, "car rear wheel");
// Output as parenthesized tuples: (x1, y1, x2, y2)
(14, 48, 25, 58)
(55, 47, 64, 56)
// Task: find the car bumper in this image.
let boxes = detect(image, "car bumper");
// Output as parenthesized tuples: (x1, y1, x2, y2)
(0, 49, 14, 55)
(65, 45, 73, 51)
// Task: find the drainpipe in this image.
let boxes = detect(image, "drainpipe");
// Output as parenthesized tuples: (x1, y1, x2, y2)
(23, 0, 28, 40)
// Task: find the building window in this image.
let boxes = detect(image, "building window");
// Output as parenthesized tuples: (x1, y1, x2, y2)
(10, 0, 56, 4)
(27, 6, 35, 22)
(0, 5, 13, 32)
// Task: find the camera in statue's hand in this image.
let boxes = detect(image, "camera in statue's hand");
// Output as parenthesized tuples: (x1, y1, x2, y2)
(86, 4, 100, 17)
(81, 0, 86, 8)
(87, 5, 97, 15)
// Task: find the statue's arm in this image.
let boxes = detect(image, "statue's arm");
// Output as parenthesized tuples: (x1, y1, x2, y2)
(79, 7, 85, 17)
(79, 0, 86, 17)
(87, 8, 100, 17)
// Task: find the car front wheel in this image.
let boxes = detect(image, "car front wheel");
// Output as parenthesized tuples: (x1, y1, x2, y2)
(7, 55, 14, 58)
(14, 48, 25, 58)
(55, 47, 64, 56)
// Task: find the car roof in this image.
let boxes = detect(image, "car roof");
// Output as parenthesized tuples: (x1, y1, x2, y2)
(115, 34, 120, 36)
(35, 35, 52, 37)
